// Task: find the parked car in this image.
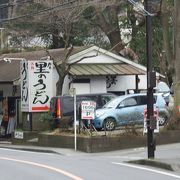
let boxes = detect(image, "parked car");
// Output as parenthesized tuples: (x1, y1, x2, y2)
(154, 81, 172, 106)
(49, 93, 117, 128)
(93, 93, 169, 131)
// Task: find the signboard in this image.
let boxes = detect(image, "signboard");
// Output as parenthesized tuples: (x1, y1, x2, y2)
(21, 60, 29, 112)
(21, 60, 53, 112)
(143, 119, 159, 133)
(143, 108, 159, 133)
(81, 101, 96, 120)
(14, 131, 24, 139)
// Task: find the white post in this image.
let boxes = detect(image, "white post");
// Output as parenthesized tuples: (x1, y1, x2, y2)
(73, 88, 77, 151)
(0, 28, 4, 49)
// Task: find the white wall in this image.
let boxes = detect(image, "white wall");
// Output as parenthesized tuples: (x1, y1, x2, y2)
(52, 66, 160, 96)
(52, 67, 59, 96)
(52, 73, 149, 96)
(138, 75, 147, 89)
(62, 76, 71, 95)
(90, 76, 107, 93)
(64, 76, 107, 95)
(107, 75, 135, 92)
(107, 75, 148, 93)
(70, 83, 90, 94)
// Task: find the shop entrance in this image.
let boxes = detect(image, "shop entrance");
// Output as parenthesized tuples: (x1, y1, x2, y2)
(0, 97, 19, 138)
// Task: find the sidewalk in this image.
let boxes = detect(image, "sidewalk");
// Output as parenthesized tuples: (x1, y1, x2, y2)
(0, 140, 86, 155)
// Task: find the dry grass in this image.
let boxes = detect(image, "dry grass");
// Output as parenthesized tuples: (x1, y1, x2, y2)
(163, 109, 180, 130)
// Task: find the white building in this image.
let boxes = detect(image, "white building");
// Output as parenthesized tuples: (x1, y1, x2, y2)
(0, 45, 164, 131)
(54, 46, 161, 96)
(0, 45, 164, 97)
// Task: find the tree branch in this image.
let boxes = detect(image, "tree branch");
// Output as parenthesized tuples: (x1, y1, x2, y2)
(69, 54, 98, 66)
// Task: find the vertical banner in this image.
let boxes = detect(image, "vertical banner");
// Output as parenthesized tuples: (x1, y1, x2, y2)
(21, 60, 29, 112)
(20, 60, 53, 112)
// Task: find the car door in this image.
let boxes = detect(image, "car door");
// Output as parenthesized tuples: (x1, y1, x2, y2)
(115, 96, 139, 126)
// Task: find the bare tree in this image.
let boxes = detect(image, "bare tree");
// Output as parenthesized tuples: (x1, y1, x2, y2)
(6, 1, 86, 49)
(158, 0, 173, 86)
(45, 7, 85, 48)
(46, 46, 97, 95)
(46, 46, 73, 95)
(174, 0, 180, 117)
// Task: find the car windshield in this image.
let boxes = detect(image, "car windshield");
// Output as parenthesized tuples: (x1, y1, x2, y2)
(103, 97, 121, 108)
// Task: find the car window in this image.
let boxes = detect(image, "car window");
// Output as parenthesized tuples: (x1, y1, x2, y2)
(153, 95, 157, 103)
(61, 97, 74, 114)
(137, 95, 156, 105)
(119, 97, 137, 107)
(104, 98, 120, 108)
(137, 96, 147, 105)
(155, 94, 166, 106)
(101, 95, 116, 106)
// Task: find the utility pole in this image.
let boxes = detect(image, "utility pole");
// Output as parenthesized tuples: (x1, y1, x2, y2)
(145, 0, 156, 158)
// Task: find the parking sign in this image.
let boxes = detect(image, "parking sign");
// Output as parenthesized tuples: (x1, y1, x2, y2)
(81, 101, 96, 120)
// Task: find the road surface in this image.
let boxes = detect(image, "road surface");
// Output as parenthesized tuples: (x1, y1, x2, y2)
(0, 143, 180, 180)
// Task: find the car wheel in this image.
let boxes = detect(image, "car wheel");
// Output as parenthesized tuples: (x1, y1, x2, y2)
(158, 115, 167, 126)
(104, 118, 116, 131)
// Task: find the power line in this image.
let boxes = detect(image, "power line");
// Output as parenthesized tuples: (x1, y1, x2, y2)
(0, 0, 32, 9)
(127, 0, 155, 16)
(0, 0, 80, 23)
(0, 0, 124, 23)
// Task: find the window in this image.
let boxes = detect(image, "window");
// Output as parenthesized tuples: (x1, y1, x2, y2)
(120, 97, 137, 107)
(138, 96, 147, 105)
(101, 95, 116, 106)
(137, 95, 156, 105)
(62, 97, 74, 115)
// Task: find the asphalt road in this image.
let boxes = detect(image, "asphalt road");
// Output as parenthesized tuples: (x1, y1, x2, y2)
(0, 144, 180, 180)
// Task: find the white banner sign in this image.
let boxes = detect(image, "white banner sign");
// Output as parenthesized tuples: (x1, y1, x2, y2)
(21, 60, 53, 112)
(21, 60, 29, 112)
(81, 101, 96, 120)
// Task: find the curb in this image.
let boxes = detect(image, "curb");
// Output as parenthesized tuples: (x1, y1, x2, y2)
(128, 159, 174, 171)
(0, 144, 59, 154)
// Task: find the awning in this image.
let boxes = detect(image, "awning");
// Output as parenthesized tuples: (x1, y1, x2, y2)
(69, 64, 146, 76)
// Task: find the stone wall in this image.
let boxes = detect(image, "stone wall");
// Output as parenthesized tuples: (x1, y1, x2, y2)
(13, 130, 180, 153)
(38, 130, 180, 153)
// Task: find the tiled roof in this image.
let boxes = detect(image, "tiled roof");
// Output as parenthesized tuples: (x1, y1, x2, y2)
(0, 46, 90, 82)
(70, 63, 145, 76)
(0, 46, 89, 62)
(0, 60, 20, 82)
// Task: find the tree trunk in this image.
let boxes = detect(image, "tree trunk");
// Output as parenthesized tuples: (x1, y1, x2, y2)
(52, 29, 65, 49)
(95, 6, 124, 53)
(56, 75, 66, 96)
(174, 0, 180, 118)
(160, 0, 173, 86)
(55, 60, 71, 96)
